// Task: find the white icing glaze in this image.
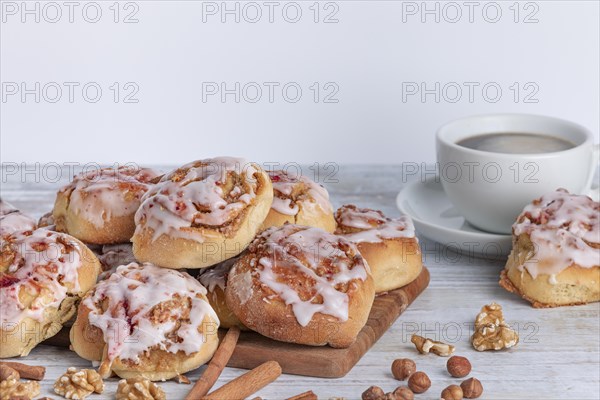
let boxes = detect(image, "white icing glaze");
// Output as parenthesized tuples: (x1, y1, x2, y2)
(83, 262, 219, 368)
(334, 204, 416, 243)
(268, 170, 333, 217)
(0, 212, 36, 237)
(0, 199, 36, 237)
(233, 270, 254, 305)
(513, 189, 600, 278)
(241, 225, 369, 327)
(60, 166, 159, 228)
(197, 257, 237, 292)
(134, 157, 262, 242)
(1, 229, 83, 325)
(0, 199, 18, 214)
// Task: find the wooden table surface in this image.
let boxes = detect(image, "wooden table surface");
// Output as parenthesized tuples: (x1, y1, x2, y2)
(1, 165, 599, 400)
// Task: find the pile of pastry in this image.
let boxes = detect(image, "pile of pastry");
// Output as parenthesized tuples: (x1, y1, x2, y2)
(0, 157, 423, 381)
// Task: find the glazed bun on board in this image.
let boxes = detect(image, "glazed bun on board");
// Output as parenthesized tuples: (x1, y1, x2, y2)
(1, 229, 100, 358)
(335, 205, 422, 293)
(260, 170, 335, 232)
(500, 190, 600, 307)
(53, 166, 160, 244)
(132, 157, 273, 269)
(226, 224, 374, 348)
(70, 262, 220, 380)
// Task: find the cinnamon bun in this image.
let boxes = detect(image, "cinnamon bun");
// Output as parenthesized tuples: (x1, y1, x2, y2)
(500, 190, 600, 307)
(132, 157, 273, 269)
(260, 170, 335, 232)
(70, 262, 220, 380)
(53, 166, 160, 244)
(0, 199, 36, 239)
(197, 257, 246, 330)
(335, 205, 422, 293)
(226, 224, 374, 348)
(1, 229, 100, 358)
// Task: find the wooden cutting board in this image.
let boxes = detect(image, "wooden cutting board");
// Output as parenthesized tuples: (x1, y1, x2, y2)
(225, 267, 429, 378)
(45, 267, 429, 378)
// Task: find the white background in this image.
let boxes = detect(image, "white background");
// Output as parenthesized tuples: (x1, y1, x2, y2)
(1, 0, 599, 165)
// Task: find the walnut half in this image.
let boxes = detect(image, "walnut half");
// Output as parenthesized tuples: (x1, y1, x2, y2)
(411, 334, 455, 356)
(474, 302, 505, 328)
(471, 302, 519, 351)
(116, 378, 166, 400)
(53, 367, 104, 399)
(0, 377, 40, 400)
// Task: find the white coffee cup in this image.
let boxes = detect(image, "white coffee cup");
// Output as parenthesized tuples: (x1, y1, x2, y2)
(436, 113, 599, 234)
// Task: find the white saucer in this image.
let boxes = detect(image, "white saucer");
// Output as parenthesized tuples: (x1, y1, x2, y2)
(396, 176, 512, 258)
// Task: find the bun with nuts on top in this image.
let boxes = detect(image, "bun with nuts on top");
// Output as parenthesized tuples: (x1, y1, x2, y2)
(70, 262, 220, 380)
(132, 157, 273, 269)
(226, 224, 375, 348)
(1, 229, 100, 358)
(260, 170, 336, 233)
(53, 166, 160, 244)
(335, 204, 422, 293)
(500, 189, 600, 307)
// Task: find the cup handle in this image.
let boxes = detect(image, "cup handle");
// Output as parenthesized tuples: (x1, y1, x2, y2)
(585, 143, 600, 201)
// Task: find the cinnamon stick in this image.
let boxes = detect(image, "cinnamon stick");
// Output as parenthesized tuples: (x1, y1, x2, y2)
(0, 364, 19, 381)
(202, 360, 282, 400)
(286, 390, 318, 400)
(185, 326, 241, 400)
(0, 361, 45, 380)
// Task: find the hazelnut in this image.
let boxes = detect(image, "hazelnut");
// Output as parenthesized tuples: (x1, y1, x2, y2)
(407, 371, 431, 394)
(461, 378, 483, 399)
(391, 358, 416, 381)
(362, 385, 385, 400)
(441, 384, 464, 400)
(446, 355, 472, 378)
(382, 393, 397, 400)
(393, 386, 414, 400)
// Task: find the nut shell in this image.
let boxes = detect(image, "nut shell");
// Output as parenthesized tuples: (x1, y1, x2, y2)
(447, 356, 472, 378)
(407, 371, 431, 394)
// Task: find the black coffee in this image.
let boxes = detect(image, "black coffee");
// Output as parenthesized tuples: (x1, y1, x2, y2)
(457, 133, 575, 154)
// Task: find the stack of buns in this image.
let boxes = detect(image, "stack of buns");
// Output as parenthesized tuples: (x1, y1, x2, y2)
(1, 157, 423, 381)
